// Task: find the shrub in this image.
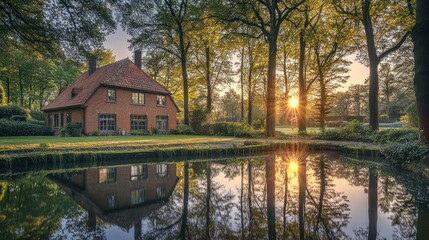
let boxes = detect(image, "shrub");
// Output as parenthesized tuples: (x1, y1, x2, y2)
(0, 105, 30, 121)
(39, 143, 52, 150)
(30, 110, 45, 121)
(382, 140, 429, 164)
(0, 83, 5, 105)
(60, 123, 82, 137)
(374, 128, 420, 144)
(317, 120, 374, 142)
(29, 119, 45, 125)
(252, 118, 265, 130)
(190, 107, 208, 133)
(201, 122, 259, 138)
(401, 103, 418, 128)
(130, 131, 150, 136)
(151, 127, 159, 135)
(170, 124, 196, 135)
(10, 115, 27, 122)
(0, 119, 52, 136)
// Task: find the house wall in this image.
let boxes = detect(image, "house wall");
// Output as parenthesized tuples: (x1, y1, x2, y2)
(83, 164, 177, 211)
(84, 86, 177, 134)
(44, 108, 84, 135)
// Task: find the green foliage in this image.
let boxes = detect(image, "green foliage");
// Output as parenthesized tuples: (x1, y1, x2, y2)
(29, 119, 45, 125)
(151, 128, 159, 135)
(30, 110, 44, 121)
(0, 83, 6, 105)
(39, 142, 51, 150)
(60, 123, 82, 137)
(0, 105, 30, 121)
(317, 120, 374, 142)
(200, 122, 259, 138)
(10, 115, 27, 122)
(0, 119, 52, 136)
(170, 124, 196, 135)
(190, 107, 208, 133)
(403, 103, 419, 128)
(252, 118, 265, 130)
(374, 129, 420, 144)
(382, 140, 429, 164)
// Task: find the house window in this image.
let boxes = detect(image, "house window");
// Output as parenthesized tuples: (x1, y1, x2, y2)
(99, 114, 116, 131)
(132, 92, 145, 105)
(130, 115, 146, 132)
(107, 89, 116, 102)
(131, 165, 148, 181)
(54, 114, 59, 128)
(131, 188, 145, 205)
(48, 114, 53, 127)
(156, 116, 168, 131)
(66, 112, 72, 123)
(156, 186, 166, 198)
(107, 195, 116, 209)
(156, 95, 166, 106)
(99, 168, 116, 184)
(156, 164, 168, 177)
(60, 113, 64, 127)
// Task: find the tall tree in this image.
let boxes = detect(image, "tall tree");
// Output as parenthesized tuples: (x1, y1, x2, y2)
(0, 0, 115, 57)
(215, 0, 304, 136)
(412, 0, 429, 142)
(334, 0, 413, 130)
(117, 0, 198, 125)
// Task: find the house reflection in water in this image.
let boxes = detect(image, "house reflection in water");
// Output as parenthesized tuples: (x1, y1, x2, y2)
(49, 163, 178, 238)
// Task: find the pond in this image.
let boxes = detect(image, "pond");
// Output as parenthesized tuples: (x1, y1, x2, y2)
(1, 151, 429, 240)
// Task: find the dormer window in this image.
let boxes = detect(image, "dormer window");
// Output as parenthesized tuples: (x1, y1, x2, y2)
(71, 87, 82, 97)
(156, 95, 166, 106)
(107, 89, 116, 102)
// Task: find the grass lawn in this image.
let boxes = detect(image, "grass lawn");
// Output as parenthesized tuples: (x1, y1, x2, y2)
(0, 135, 242, 153)
(276, 127, 331, 135)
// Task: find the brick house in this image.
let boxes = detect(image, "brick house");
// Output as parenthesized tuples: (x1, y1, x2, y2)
(49, 163, 178, 231)
(42, 51, 179, 135)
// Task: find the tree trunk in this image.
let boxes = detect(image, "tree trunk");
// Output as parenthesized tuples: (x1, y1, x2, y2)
(240, 48, 245, 122)
(298, 159, 306, 240)
(363, 0, 380, 130)
(413, 0, 429, 142)
(266, 155, 276, 239)
(298, 30, 307, 133)
(18, 68, 24, 106)
(178, 27, 189, 125)
(247, 51, 253, 125)
(248, 161, 253, 239)
(205, 162, 211, 239)
(320, 81, 326, 130)
(6, 78, 10, 103)
(282, 49, 289, 126)
(180, 163, 189, 240)
(205, 46, 212, 113)
(368, 168, 378, 240)
(266, 37, 277, 137)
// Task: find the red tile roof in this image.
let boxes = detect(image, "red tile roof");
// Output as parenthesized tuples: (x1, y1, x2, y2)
(43, 58, 174, 111)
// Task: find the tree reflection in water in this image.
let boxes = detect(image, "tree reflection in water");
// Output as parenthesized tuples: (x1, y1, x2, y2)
(1, 152, 429, 239)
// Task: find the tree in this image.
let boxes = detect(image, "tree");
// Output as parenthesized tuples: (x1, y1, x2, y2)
(0, 81, 5, 105)
(334, 0, 413, 130)
(0, 0, 115, 58)
(221, 89, 241, 121)
(412, 0, 429, 142)
(117, 0, 198, 125)
(215, 0, 304, 136)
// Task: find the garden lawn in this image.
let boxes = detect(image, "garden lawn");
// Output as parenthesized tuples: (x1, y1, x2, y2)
(0, 135, 243, 154)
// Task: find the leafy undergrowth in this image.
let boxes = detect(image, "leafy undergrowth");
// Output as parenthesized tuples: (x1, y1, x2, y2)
(316, 120, 429, 165)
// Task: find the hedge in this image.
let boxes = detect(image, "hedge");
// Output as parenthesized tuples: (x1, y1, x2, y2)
(0, 119, 52, 136)
(0, 105, 31, 121)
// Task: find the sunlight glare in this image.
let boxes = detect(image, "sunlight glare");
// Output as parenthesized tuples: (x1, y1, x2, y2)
(289, 97, 299, 109)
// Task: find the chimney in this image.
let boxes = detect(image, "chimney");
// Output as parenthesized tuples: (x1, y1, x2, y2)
(134, 50, 142, 70)
(88, 55, 96, 75)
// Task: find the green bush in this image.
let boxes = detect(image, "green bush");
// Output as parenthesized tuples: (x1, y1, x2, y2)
(317, 120, 374, 142)
(403, 103, 419, 128)
(252, 118, 265, 130)
(29, 119, 45, 125)
(0, 105, 30, 121)
(190, 107, 208, 133)
(10, 115, 27, 122)
(0, 119, 52, 136)
(0, 83, 6, 105)
(201, 122, 259, 138)
(382, 140, 429, 163)
(151, 127, 159, 135)
(374, 128, 420, 144)
(60, 123, 82, 137)
(170, 124, 196, 135)
(30, 110, 45, 121)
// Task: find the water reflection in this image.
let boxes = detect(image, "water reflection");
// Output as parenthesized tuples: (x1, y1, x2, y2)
(1, 152, 429, 239)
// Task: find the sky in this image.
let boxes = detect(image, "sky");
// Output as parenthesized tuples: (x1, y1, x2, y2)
(103, 28, 369, 92)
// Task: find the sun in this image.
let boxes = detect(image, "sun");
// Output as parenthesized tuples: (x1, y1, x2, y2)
(288, 97, 299, 109)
